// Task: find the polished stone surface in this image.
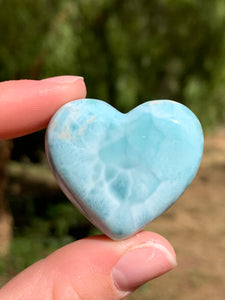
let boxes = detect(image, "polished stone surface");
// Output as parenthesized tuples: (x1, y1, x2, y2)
(46, 99, 204, 240)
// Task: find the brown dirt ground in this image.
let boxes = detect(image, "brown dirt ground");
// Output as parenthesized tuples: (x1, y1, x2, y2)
(127, 128, 225, 300)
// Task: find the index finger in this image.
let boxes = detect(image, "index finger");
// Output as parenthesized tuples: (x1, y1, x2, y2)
(0, 76, 86, 140)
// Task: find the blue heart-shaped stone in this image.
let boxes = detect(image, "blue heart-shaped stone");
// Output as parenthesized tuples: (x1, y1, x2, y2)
(46, 99, 204, 240)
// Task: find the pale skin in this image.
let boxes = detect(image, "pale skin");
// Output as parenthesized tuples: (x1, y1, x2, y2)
(0, 76, 177, 300)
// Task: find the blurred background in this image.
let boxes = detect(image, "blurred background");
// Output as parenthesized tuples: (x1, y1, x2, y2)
(0, 0, 225, 299)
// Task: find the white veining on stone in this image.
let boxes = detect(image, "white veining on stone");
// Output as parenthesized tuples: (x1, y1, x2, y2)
(46, 99, 204, 239)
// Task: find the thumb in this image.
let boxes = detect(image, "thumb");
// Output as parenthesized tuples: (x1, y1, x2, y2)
(0, 231, 177, 300)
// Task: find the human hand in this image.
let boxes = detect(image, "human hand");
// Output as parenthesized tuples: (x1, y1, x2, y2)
(0, 76, 177, 300)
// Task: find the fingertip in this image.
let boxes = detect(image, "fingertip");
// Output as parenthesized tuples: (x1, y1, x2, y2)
(45, 231, 177, 298)
(0, 76, 87, 139)
(131, 231, 177, 263)
(111, 231, 177, 295)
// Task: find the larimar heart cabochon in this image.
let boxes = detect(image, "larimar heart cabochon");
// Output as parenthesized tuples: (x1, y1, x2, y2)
(45, 99, 204, 240)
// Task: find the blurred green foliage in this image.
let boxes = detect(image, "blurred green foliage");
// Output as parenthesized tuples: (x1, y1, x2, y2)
(0, 166, 101, 282)
(0, 0, 225, 126)
(1, 0, 225, 281)
(1, 0, 225, 287)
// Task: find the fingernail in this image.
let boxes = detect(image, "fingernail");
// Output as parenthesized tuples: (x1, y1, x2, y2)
(41, 75, 84, 84)
(112, 241, 177, 293)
